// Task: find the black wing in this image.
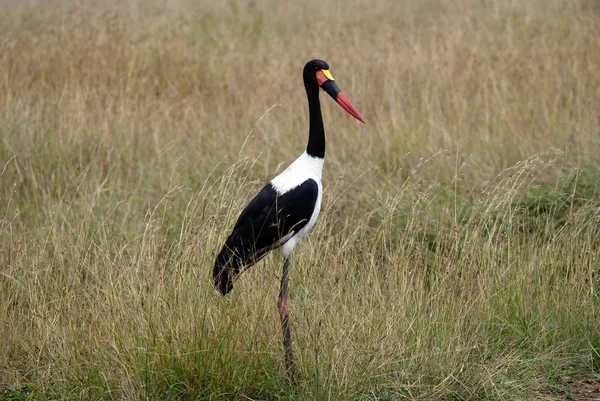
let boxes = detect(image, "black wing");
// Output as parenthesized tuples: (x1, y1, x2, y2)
(213, 179, 319, 295)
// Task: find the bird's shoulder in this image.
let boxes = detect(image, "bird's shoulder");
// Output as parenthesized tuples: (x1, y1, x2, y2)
(275, 178, 319, 207)
(232, 179, 319, 231)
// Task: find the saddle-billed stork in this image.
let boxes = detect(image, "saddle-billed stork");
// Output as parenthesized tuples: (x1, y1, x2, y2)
(213, 59, 364, 373)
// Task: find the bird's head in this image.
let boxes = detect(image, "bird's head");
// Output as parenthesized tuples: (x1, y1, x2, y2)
(303, 59, 365, 123)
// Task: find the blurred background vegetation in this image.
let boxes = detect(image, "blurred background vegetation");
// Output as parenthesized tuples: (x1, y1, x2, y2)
(0, 0, 599, 400)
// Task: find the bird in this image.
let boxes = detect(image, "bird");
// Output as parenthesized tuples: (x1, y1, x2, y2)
(213, 59, 364, 373)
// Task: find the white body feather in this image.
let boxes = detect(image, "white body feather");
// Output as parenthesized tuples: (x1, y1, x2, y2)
(270, 152, 324, 258)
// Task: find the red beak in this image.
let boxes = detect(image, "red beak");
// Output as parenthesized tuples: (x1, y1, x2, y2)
(336, 92, 365, 123)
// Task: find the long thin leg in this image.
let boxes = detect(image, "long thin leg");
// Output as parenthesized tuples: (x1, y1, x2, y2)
(278, 257, 296, 378)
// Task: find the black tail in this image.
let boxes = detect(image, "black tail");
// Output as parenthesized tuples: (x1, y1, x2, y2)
(213, 230, 276, 296)
(213, 248, 235, 295)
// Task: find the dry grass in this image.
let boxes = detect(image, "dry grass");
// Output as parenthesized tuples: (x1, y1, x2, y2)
(1, 0, 599, 400)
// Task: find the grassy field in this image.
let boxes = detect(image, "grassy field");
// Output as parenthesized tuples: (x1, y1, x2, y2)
(1, 0, 600, 399)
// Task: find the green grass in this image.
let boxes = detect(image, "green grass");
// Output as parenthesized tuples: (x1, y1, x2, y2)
(1, 0, 600, 400)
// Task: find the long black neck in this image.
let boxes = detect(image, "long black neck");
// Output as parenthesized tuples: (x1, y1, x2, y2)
(305, 85, 325, 158)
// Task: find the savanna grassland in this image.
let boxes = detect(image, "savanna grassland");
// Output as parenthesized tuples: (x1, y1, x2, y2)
(1, 0, 600, 400)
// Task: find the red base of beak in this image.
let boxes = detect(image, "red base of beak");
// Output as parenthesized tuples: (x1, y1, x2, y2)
(336, 93, 365, 123)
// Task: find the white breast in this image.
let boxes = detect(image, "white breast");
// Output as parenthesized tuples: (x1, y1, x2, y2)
(271, 152, 324, 258)
(270, 152, 324, 195)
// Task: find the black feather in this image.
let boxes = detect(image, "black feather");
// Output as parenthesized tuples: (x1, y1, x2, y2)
(213, 179, 319, 295)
